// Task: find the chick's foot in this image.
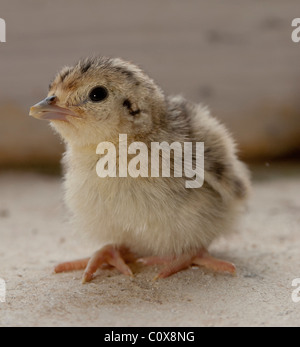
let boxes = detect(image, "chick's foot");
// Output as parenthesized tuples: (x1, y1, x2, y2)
(138, 249, 236, 279)
(54, 245, 135, 283)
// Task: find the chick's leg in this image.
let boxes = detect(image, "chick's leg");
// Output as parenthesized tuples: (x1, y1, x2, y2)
(138, 248, 236, 279)
(54, 245, 135, 283)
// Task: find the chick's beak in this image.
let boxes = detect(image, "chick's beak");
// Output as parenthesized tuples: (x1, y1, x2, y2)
(29, 96, 79, 121)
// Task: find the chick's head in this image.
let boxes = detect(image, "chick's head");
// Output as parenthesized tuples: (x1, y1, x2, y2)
(30, 57, 166, 147)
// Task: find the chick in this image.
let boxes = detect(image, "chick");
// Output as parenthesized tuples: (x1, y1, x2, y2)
(30, 56, 250, 283)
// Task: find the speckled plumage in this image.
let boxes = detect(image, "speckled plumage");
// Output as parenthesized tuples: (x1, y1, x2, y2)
(31, 56, 251, 280)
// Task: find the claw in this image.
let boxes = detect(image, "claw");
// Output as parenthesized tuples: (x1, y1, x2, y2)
(54, 245, 136, 283)
(139, 249, 236, 279)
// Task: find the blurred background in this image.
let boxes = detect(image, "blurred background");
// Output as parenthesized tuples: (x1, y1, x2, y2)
(1, 1, 300, 327)
(0, 0, 300, 170)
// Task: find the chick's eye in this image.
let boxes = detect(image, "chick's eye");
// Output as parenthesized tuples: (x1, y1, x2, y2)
(89, 86, 108, 102)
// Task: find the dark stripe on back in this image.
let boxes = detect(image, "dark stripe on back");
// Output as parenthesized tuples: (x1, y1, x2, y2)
(60, 69, 71, 82)
(115, 66, 134, 78)
(80, 60, 92, 74)
(123, 99, 141, 116)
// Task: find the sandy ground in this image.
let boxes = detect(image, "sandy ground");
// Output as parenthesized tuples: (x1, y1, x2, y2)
(0, 169, 299, 327)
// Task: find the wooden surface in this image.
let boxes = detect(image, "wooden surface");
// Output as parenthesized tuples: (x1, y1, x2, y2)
(1, 0, 300, 165)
